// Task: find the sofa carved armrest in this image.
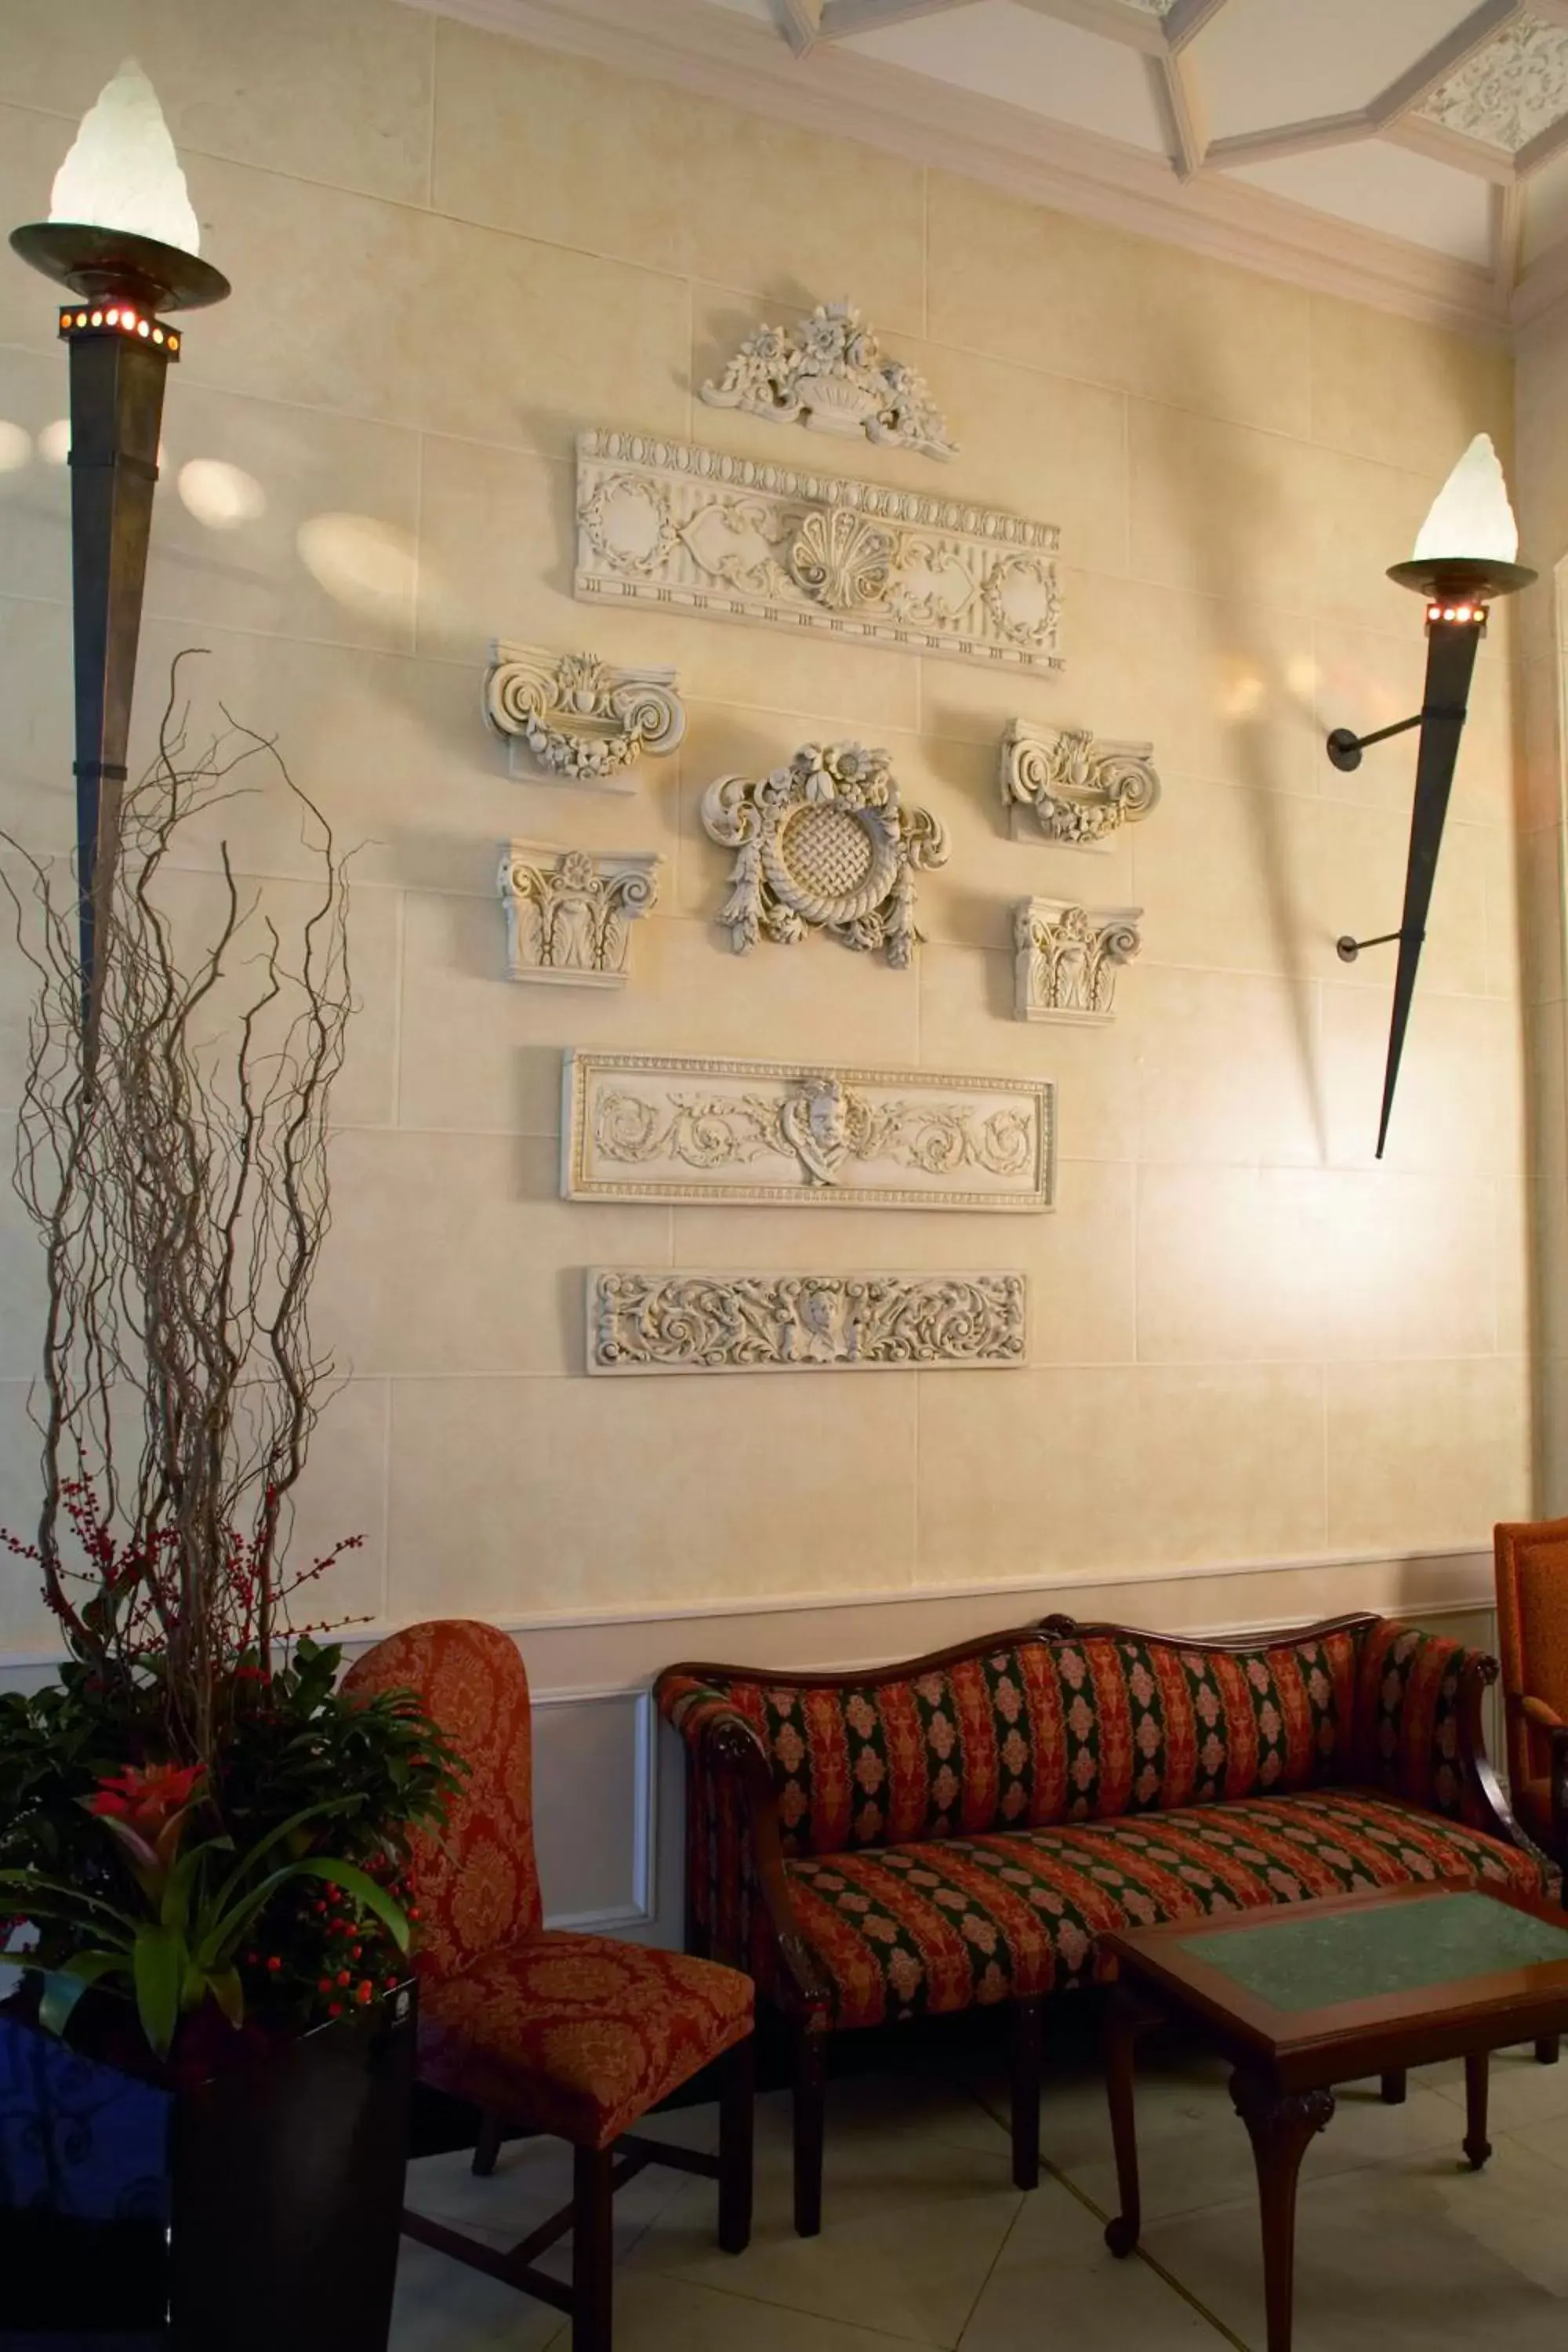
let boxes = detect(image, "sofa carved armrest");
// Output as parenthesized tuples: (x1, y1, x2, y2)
(1358, 1618, 1523, 1851)
(654, 1676, 832, 2016)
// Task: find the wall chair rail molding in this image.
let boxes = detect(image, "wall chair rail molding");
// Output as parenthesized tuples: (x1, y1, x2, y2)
(587, 1269, 1027, 1375)
(482, 639, 685, 790)
(561, 1051, 1056, 1210)
(1014, 897, 1142, 1023)
(498, 841, 660, 987)
(700, 296, 957, 460)
(575, 430, 1062, 672)
(702, 740, 947, 966)
(1001, 720, 1162, 846)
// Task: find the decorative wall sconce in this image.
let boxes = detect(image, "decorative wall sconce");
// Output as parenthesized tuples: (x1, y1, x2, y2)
(1325, 435, 1534, 1157)
(10, 62, 230, 1017)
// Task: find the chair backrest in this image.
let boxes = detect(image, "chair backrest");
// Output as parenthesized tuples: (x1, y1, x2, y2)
(343, 1619, 543, 1980)
(1495, 1518, 1568, 1796)
(659, 1618, 1364, 1858)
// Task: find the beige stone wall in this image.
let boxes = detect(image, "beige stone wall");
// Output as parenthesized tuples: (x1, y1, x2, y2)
(0, 0, 1534, 1662)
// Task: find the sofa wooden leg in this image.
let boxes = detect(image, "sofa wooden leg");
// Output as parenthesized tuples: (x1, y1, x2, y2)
(572, 2144, 615, 2352)
(1379, 2071, 1407, 2106)
(1536, 2034, 1561, 2067)
(719, 2033, 754, 2255)
(471, 2111, 504, 2177)
(1011, 1994, 1044, 2190)
(793, 2015, 828, 2240)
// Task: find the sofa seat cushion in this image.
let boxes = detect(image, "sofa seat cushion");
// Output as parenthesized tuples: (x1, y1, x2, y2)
(784, 1790, 1547, 2029)
(417, 1931, 753, 2151)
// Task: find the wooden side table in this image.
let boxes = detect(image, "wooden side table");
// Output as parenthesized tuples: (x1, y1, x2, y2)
(1098, 1882, 1568, 2352)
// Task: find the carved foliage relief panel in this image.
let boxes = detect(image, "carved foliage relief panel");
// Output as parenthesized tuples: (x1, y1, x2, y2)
(575, 431, 1062, 673)
(589, 1270, 1026, 1375)
(702, 741, 947, 966)
(562, 1052, 1055, 1211)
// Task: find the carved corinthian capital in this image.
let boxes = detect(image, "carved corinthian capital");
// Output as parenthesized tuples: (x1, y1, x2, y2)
(1014, 898, 1142, 1022)
(1001, 720, 1161, 848)
(484, 641, 685, 789)
(498, 841, 660, 989)
(701, 741, 947, 967)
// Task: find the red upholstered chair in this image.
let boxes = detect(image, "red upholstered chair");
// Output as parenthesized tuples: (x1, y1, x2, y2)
(1496, 1517, 1568, 1878)
(343, 1620, 754, 2352)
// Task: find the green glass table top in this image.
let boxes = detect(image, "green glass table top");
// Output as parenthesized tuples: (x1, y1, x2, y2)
(1173, 1894, 1568, 2016)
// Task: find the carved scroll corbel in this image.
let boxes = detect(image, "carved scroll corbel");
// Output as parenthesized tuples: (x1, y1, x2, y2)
(1001, 720, 1161, 847)
(484, 640, 686, 790)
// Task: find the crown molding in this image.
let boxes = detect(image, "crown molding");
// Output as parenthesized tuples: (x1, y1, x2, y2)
(403, 0, 1511, 336)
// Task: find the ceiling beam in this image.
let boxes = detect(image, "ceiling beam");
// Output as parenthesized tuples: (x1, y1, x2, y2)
(773, 0, 825, 50)
(1515, 109, 1568, 178)
(1383, 111, 1516, 183)
(1367, 0, 1522, 129)
(816, 0, 976, 37)
(1493, 180, 1524, 292)
(1206, 111, 1374, 171)
(1160, 0, 1235, 57)
(1149, 45, 1207, 178)
(1011, 0, 1167, 54)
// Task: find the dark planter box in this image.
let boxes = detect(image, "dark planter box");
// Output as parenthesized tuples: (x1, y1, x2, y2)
(0, 1985, 415, 2351)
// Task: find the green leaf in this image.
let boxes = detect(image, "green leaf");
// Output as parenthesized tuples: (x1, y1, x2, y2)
(201, 1795, 360, 1927)
(0, 1871, 139, 1932)
(38, 1954, 125, 2038)
(132, 1923, 184, 2060)
(292, 1857, 411, 1954)
(207, 1966, 245, 2029)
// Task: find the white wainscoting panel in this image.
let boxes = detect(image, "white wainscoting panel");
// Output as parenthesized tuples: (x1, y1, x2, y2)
(531, 1686, 657, 1933)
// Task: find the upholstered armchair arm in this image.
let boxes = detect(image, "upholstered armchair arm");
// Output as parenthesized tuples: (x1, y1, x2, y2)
(1519, 1693, 1568, 1733)
(1356, 1618, 1523, 1849)
(653, 1674, 831, 2015)
(1510, 1696, 1568, 1855)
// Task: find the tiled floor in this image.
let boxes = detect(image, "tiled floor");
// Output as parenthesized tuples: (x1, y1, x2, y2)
(391, 2034, 1568, 2350)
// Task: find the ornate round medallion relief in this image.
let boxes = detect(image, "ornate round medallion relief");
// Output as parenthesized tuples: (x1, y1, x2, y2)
(774, 800, 893, 917)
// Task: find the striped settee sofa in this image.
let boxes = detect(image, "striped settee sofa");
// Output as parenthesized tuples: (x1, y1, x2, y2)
(655, 1610, 1548, 2236)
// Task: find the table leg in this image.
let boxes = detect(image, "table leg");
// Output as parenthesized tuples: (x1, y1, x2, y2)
(1231, 2072, 1334, 2352)
(1102, 1986, 1145, 2257)
(1463, 2051, 1492, 2171)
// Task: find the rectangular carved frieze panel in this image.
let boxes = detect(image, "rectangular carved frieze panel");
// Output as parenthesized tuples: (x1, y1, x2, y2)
(588, 1269, 1027, 1374)
(575, 430, 1062, 673)
(561, 1052, 1055, 1211)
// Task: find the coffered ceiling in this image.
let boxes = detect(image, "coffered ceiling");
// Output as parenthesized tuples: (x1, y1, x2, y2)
(419, 0, 1568, 331)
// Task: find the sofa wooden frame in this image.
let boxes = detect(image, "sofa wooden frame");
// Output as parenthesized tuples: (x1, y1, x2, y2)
(657, 1609, 1536, 2239)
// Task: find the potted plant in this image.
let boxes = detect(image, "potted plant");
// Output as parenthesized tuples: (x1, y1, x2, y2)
(0, 668, 461, 2350)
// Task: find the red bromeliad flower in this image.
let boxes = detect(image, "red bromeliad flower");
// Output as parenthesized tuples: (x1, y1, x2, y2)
(88, 1762, 205, 1835)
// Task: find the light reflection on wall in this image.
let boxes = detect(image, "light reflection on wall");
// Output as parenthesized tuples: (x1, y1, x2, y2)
(36, 419, 71, 465)
(296, 512, 419, 626)
(177, 457, 265, 529)
(0, 422, 30, 473)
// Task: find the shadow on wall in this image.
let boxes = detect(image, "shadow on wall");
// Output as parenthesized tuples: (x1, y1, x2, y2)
(1152, 318, 1327, 1166)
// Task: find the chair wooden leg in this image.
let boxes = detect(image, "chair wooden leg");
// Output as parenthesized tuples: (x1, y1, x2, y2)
(718, 2033, 755, 2255)
(1011, 1994, 1044, 2190)
(572, 2144, 615, 2352)
(793, 2015, 828, 2240)
(471, 2111, 504, 2177)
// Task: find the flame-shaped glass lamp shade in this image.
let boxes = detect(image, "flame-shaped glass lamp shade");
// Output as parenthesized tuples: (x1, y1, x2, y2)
(49, 60, 201, 256)
(1388, 432, 1534, 606)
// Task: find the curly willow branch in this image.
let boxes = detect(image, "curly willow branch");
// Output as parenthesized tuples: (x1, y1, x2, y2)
(0, 653, 354, 1765)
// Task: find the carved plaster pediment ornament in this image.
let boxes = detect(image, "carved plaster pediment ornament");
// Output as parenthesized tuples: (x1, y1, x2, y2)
(498, 841, 660, 989)
(484, 641, 685, 790)
(1014, 898, 1142, 1023)
(588, 1269, 1025, 1376)
(702, 741, 948, 967)
(561, 1051, 1054, 1211)
(575, 431, 1062, 674)
(1000, 720, 1161, 848)
(700, 299, 958, 463)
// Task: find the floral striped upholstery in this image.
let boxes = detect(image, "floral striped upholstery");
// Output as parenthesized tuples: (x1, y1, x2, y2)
(657, 1617, 1543, 2026)
(780, 1789, 1543, 2028)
